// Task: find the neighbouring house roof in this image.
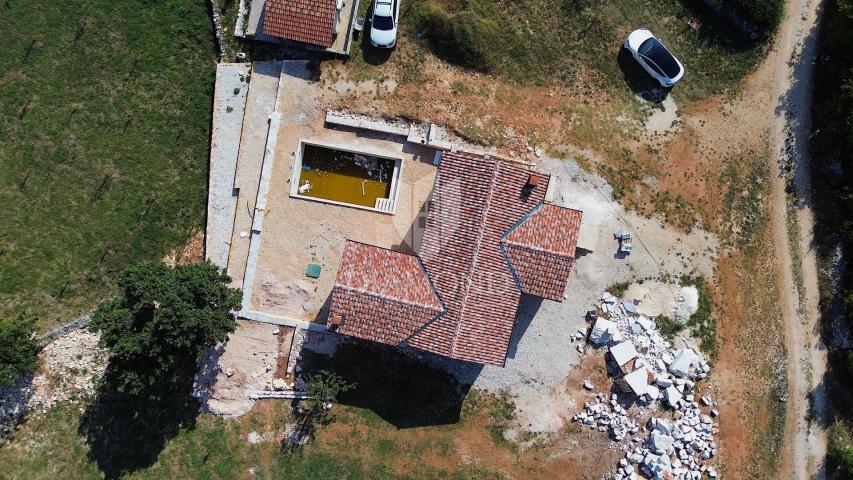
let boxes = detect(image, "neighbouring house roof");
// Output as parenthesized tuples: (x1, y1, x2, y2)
(503, 203, 583, 300)
(327, 240, 443, 345)
(263, 0, 336, 48)
(327, 152, 583, 367)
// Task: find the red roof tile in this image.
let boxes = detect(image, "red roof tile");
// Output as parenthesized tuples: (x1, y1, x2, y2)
(408, 153, 550, 366)
(326, 241, 443, 345)
(326, 153, 583, 367)
(262, 0, 336, 48)
(503, 204, 583, 300)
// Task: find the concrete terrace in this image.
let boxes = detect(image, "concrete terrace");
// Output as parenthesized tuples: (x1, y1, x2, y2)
(206, 63, 250, 269)
(207, 60, 436, 330)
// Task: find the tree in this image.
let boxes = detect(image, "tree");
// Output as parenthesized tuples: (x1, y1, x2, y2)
(306, 370, 354, 412)
(0, 312, 40, 386)
(88, 261, 241, 396)
(286, 371, 354, 449)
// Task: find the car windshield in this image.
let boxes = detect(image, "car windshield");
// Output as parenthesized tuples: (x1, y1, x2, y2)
(373, 14, 393, 30)
(637, 38, 681, 78)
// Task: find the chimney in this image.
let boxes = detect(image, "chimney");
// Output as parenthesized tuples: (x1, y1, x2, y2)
(522, 174, 539, 197)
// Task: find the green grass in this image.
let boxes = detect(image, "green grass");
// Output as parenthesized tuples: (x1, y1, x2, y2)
(606, 281, 630, 297)
(402, 0, 770, 100)
(681, 275, 717, 357)
(0, 397, 515, 480)
(719, 151, 770, 250)
(654, 314, 685, 340)
(0, 0, 215, 327)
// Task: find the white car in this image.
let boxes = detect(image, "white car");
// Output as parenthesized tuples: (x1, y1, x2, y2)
(370, 0, 399, 48)
(624, 29, 684, 87)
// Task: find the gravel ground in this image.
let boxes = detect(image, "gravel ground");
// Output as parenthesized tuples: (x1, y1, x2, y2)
(194, 319, 281, 417)
(425, 154, 719, 436)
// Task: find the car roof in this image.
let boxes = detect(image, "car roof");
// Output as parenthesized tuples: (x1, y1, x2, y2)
(374, 0, 393, 16)
(637, 37, 681, 78)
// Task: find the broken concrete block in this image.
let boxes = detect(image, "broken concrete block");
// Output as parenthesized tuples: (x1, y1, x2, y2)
(669, 348, 698, 378)
(272, 378, 286, 390)
(666, 385, 683, 407)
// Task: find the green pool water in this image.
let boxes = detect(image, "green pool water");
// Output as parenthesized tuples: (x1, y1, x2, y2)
(296, 145, 395, 208)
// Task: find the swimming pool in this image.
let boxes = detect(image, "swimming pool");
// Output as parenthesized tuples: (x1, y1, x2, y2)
(289, 141, 403, 214)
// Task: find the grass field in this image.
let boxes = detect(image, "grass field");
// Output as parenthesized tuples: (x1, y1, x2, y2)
(0, 0, 215, 328)
(344, 0, 770, 103)
(0, 393, 535, 480)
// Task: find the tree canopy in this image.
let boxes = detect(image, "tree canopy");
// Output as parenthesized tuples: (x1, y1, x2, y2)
(88, 261, 241, 395)
(0, 312, 40, 386)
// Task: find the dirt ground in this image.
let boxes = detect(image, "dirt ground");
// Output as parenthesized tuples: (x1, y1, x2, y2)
(195, 320, 291, 417)
(203, 0, 828, 472)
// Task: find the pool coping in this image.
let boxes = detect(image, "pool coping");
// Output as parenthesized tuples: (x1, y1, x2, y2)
(288, 139, 404, 215)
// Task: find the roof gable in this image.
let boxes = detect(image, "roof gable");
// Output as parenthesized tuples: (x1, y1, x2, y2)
(327, 241, 443, 346)
(502, 203, 582, 300)
(334, 240, 442, 310)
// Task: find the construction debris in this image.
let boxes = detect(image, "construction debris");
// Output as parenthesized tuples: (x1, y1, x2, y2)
(571, 291, 719, 480)
(615, 227, 634, 254)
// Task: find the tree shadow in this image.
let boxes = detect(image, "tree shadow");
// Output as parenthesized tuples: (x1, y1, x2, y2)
(299, 339, 479, 428)
(78, 368, 201, 479)
(677, 0, 767, 50)
(0, 374, 36, 441)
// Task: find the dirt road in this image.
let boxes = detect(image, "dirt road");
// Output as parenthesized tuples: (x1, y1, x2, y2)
(764, 0, 829, 477)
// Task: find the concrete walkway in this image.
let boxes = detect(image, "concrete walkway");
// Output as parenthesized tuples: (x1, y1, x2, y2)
(206, 63, 250, 270)
(227, 62, 282, 286)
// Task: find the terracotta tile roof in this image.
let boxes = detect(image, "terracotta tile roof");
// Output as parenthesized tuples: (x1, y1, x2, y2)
(326, 241, 443, 345)
(262, 0, 336, 48)
(408, 153, 550, 366)
(503, 204, 583, 300)
(326, 153, 583, 367)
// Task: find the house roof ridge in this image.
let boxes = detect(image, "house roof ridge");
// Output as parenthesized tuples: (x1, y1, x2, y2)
(449, 156, 499, 358)
(334, 284, 444, 312)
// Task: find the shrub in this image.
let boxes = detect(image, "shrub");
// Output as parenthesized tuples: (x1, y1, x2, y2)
(655, 315, 685, 340)
(828, 421, 853, 479)
(0, 312, 40, 386)
(410, 1, 525, 75)
(725, 0, 785, 31)
(606, 281, 630, 297)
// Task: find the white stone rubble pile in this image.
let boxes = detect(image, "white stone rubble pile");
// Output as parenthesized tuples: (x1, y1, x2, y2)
(571, 291, 720, 480)
(1, 327, 106, 439)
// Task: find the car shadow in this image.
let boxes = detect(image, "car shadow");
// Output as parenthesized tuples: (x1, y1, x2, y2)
(616, 47, 671, 103)
(353, 3, 393, 66)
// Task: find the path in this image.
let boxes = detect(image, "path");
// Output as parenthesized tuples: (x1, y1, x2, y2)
(764, 0, 828, 477)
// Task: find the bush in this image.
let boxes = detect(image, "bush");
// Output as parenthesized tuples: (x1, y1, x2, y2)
(0, 313, 40, 386)
(606, 282, 630, 297)
(828, 422, 853, 479)
(725, 0, 785, 31)
(655, 315, 685, 340)
(412, 4, 503, 73)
